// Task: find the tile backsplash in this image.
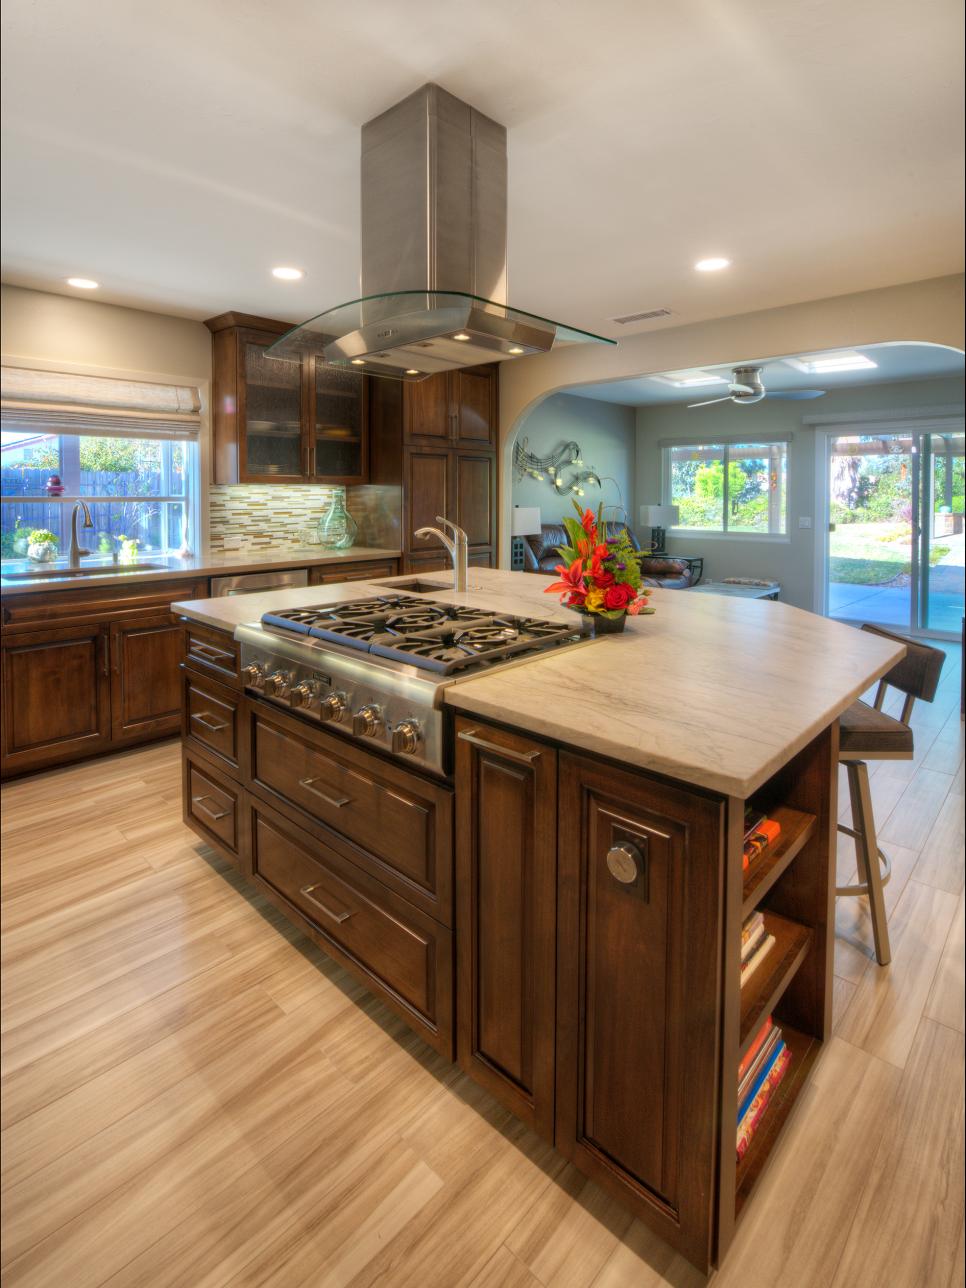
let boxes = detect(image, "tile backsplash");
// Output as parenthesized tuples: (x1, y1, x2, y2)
(208, 483, 400, 551)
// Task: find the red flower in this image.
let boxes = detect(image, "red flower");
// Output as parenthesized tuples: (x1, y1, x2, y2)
(593, 569, 616, 589)
(603, 583, 635, 611)
(545, 559, 587, 604)
(581, 508, 598, 541)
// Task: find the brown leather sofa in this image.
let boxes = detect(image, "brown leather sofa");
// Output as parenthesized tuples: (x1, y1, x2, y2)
(522, 522, 697, 588)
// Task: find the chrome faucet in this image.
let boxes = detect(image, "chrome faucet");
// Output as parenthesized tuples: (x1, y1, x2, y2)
(68, 500, 94, 568)
(414, 516, 469, 592)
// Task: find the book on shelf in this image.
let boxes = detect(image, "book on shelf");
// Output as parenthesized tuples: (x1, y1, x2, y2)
(738, 1015, 774, 1083)
(741, 910, 765, 950)
(738, 1027, 783, 1117)
(741, 914, 766, 964)
(743, 807, 767, 842)
(737, 1041, 792, 1160)
(740, 933, 776, 985)
(743, 817, 782, 871)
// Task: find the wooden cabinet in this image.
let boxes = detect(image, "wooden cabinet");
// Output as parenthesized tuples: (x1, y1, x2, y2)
(1, 578, 207, 779)
(308, 558, 399, 586)
(455, 718, 557, 1139)
(555, 752, 725, 1270)
(1, 623, 111, 775)
(206, 312, 369, 485)
(370, 365, 498, 570)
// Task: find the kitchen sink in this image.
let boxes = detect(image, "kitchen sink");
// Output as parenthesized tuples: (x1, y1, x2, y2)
(374, 579, 453, 594)
(3, 562, 167, 580)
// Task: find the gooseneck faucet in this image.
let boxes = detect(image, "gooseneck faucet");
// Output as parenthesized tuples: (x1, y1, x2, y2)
(68, 499, 94, 569)
(414, 516, 469, 592)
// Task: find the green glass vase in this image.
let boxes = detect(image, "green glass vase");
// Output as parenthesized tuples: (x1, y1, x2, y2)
(317, 490, 358, 550)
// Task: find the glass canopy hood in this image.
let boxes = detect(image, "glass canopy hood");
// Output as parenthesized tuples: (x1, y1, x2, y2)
(267, 290, 616, 382)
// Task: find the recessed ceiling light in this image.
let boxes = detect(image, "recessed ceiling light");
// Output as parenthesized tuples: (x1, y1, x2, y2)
(271, 266, 304, 281)
(508, 346, 524, 355)
(350, 358, 365, 366)
(694, 257, 730, 272)
(453, 333, 470, 341)
(785, 351, 877, 375)
(66, 277, 99, 290)
(405, 369, 420, 375)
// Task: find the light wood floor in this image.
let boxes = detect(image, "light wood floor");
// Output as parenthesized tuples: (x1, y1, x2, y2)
(2, 650, 963, 1287)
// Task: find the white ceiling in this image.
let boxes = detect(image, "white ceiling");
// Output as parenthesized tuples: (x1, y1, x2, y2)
(572, 342, 966, 405)
(1, 0, 963, 334)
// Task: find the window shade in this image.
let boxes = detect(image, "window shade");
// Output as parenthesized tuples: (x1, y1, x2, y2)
(0, 366, 202, 440)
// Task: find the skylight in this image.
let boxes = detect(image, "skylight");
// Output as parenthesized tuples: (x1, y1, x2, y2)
(785, 351, 878, 375)
(651, 370, 729, 389)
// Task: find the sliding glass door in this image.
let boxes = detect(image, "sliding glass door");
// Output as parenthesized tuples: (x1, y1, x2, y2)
(826, 423, 964, 638)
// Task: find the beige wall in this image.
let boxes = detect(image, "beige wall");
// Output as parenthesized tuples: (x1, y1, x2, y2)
(498, 274, 966, 562)
(1, 285, 211, 383)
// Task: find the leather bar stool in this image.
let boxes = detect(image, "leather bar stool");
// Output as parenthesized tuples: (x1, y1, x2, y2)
(837, 625, 945, 966)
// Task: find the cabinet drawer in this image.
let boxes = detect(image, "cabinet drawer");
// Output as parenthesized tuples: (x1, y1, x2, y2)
(183, 750, 243, 866)
(308, 559, 399, 585)
(249, 800, 453, 1056)
(184, 671, 240, 766)
(183, 621, 241, 687)
(249, 705, 453, 923)
(2, 580, 207, 632)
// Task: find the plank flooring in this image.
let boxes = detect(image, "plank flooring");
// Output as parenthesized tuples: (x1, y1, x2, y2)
(1, 644, 963, 1286)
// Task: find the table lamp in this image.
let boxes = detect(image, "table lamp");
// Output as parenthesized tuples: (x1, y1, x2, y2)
(511, 506, 542, 571)
(638, 505, 679, 553)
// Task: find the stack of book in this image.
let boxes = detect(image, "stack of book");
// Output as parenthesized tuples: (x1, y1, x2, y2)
(741, 910, 775, 986)
(737, 1016, 792, 1160)
(743, 807, 781, 872)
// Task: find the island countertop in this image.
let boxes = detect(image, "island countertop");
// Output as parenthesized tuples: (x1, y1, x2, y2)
(173, 567, 905, 797)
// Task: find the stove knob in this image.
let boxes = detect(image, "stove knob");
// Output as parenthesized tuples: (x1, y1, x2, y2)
(352, 704, 382, 737)
(319, 691, 347, 722)
(391, 719, 421, 754)
(242, 662, 264, 688)
(288, 681, 314, 709)
(265, 670, 292, 697)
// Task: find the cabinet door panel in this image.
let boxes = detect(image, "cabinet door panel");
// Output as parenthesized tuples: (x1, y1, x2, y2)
(456, 718, 557, 1139)
(453, 367, 496, 448)
(556, 752, 724, 1271)
(311, 364, 368, 482)
(453, 453, 495, 551)
(406, 449, 450, 553)
(405, 373, 452, 442)
(1, 625, 110, 774)
(110, 614, 184, 741)
(238, 332, 305, 482)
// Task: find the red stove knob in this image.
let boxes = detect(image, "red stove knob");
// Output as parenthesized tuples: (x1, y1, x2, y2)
(352, 704, 382, 737)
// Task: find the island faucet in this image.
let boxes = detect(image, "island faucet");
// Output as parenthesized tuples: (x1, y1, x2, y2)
(68, 499, 94, 569)
(414, 516, 469, 592)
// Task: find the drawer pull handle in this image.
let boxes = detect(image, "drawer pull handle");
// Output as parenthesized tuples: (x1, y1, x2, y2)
(191, 641, 234, 664)
(299, 884, 354, 924)
(458, 728, 541, 765)
(192, 794, 230, 821)
(297, 777, 351, 808)
(191, 711, 230, 733)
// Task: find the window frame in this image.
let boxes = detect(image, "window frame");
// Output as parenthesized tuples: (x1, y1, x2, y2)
(661, 437, 790, 540)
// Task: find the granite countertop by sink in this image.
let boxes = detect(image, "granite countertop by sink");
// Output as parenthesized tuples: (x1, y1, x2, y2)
(0, 545, 402, 594)
(173, 567, 904, 797)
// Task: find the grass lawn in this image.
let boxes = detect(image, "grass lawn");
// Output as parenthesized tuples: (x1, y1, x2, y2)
(830, 522, 950, 585)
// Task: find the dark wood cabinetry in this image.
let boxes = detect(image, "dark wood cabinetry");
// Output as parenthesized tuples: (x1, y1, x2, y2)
(1, 578, 206, 778)
(308, 558, 399, 586)
(455, 718, 557, 1139)
(206, 312, 369, 485)
(371, 365, 498, 570)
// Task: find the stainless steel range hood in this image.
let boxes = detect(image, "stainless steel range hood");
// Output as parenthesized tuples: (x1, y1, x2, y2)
(268, 84, 614, 381)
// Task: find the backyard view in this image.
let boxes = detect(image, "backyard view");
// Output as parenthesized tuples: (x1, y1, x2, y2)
(1, 431, 190, 560)
(829, 431, 965, 633)
(668, 441, 787, 534)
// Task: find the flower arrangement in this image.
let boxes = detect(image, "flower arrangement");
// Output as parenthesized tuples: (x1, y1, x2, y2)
(544, 501, 655, 627)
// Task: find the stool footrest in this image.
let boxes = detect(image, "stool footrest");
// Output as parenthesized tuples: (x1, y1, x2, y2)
(835, 822, 893, 896)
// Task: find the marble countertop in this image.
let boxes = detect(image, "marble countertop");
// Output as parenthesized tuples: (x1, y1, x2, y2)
(173, 567, 905, 797)
(0, 545, 402, 595)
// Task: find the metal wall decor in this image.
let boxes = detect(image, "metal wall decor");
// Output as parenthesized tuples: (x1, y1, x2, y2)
(513, 436, 602, 497)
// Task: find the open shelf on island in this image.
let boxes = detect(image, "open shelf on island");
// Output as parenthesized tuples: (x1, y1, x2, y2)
(739, 913, 813, 1056)
(735, 1024, 821, 1217)
(742, 805, 817, 920)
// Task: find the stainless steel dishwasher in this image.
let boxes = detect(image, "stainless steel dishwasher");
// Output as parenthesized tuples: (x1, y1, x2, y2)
(209, 567, 310, 597)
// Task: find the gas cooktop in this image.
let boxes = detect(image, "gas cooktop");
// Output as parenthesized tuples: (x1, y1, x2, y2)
(260, 594, 576, 676)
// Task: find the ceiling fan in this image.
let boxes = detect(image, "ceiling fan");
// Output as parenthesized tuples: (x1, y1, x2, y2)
(688, 366, 826, 408)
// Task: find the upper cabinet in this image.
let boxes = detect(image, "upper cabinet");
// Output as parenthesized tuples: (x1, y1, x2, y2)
(206, 312, 369, 486)
(405, 368, 498, 450)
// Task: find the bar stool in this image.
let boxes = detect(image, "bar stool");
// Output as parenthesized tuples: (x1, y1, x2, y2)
(837, 625, 945, 966)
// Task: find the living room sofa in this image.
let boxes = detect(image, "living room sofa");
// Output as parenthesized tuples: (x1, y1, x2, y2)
(521, 522, 697, 589)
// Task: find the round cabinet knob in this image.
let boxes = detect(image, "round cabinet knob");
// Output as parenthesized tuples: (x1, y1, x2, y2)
(352, 704, 382, 737)
(265, 670, 292, 697)
(606, 842, 642, 885)
(319, 692, 347, 723)
(242, 662, 264, 688)
(288, 682, 314, 708)
(391, 719, 421, 754)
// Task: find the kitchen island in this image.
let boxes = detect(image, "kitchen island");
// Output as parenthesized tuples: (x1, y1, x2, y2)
(174, 568, 903, 1273)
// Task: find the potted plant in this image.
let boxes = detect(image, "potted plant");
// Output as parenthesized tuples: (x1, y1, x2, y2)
(10, 517, 32, 557)
(545, 501, 654, 633)
(26, 529, 59, 563)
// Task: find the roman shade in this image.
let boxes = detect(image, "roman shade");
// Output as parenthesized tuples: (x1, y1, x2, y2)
(0, 366, 203, 440)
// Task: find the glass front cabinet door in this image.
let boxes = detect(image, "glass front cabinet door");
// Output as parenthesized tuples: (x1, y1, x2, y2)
(310, 363, 368, 484)
(239, 334, 305, 482)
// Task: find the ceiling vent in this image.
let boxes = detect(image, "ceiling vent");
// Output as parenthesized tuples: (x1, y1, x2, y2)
(610, 308, 673, 325)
